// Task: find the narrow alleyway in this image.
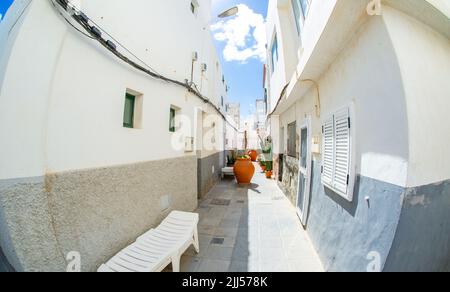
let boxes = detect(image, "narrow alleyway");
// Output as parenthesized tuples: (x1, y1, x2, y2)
(178, 164, 324, 272)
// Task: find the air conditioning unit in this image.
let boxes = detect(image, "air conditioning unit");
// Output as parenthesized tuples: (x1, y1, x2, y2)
(201, 63, 208, 72)
(192, 52, 198, 61)
(185, 136, 194, 152)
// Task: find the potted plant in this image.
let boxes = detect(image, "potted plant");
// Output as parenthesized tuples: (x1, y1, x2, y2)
(233, 155, 255, 185)
(265, 161, 273, 179)
(259, 159, 267, 172)
(247, 150, 258, 162)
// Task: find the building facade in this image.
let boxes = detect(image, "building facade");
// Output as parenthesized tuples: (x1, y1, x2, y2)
(0, 0, 230, 271)
(265, 0, 450, 272)
(255, 99, 267, 134)
(225, 102, 241, 151)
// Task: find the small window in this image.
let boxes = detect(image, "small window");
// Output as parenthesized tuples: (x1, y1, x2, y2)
(169, 107, 176, 132)
(287, 121, 297, 158)
(321, 107, 354, 201)
(292, 0, 311, 35)
(300, 127, 308, 168)
(271, 34, 279, 73)
(123, 90, 143, 129)
(221, 96, 224, 107)
(123, 93, 135, 128)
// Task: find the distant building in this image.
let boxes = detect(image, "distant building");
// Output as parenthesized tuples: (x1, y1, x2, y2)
(255, 99, 267, 132)
(226, 103, 240, 126)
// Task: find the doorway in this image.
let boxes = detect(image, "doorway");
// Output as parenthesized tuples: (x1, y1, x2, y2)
(296, 116, 312, 226)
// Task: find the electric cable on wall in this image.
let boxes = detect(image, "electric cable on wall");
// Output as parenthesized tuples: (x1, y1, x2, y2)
(50, 0, 242, 133)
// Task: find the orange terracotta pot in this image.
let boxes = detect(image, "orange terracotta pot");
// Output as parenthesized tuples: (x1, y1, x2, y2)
(265, 171, 273, 179)
(248, 150, 258, 162)
(234, 158, 255, 184)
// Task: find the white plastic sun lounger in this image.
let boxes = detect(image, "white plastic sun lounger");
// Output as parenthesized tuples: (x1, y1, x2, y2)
(98, 211, 199, 272)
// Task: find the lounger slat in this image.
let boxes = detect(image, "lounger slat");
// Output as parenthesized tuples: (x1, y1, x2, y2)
(106, 261, 137, 272)
(127, 246, 162, 260)
(150, 230, 186, 242)
(158, 224, 190, 235)
(121, 249, 160, 263)
(151, 228, 187, 238)
(128, 246, 163, 259)
(116, 253, 156, 269)
(137, 238, 177, 251)
(111, 255, 151, 272)
(134, 241, 172, 253)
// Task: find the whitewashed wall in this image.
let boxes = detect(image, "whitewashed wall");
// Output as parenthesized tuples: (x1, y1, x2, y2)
(0, 0, 228, 179)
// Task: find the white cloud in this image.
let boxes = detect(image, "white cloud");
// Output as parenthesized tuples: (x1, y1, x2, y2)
(211, 4, 266, 63)
(0, 13, 3, 21)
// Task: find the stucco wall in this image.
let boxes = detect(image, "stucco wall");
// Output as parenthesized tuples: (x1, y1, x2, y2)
(277, 155, 299, 206)
(384, 178, 450, 272)
(307, 161, 403, 272)
(198, 151, 223, 198)
(382, 6, 450, 188)
(0, 0, 227, 181)
(0, 156, 197, 272)
(0, 240, 14, 272)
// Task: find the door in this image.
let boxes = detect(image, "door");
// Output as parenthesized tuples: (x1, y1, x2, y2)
(296, 117, 312, 226)
(279, 127, 285, 182)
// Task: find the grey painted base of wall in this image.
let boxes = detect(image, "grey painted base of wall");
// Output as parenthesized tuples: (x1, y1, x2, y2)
(307, 161, 403, 272)
(197, 152, 224, 199)
(0, 156, 198, 272)
(384, 179, 450, 272)
(279, 159, 450, 272)
(0, 246, 14, 272)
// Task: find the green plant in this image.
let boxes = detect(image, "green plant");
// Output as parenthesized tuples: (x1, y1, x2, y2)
(265, 161, 273, 171)
(239, 155, 251, 160)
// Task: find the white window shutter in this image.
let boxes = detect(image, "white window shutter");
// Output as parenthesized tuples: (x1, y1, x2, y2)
(321, 115, 334, 186)
(333, 108, 351, 195)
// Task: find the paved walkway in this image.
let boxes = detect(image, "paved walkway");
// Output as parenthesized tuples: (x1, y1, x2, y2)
(180, 164, 324, 272)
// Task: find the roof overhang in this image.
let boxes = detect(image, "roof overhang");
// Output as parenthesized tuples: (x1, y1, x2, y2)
(270, 0, 449, 116)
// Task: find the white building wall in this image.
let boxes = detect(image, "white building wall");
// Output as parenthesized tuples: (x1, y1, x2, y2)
(382, 6, 450, 187)
(0, 0, 228, 178)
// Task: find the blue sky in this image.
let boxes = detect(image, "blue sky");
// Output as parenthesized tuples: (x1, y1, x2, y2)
(0, 0, 268, 118)
(211, 0, 268, 118)
(0, 0, 13, 20)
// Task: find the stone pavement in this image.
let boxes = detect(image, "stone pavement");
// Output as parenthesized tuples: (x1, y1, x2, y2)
(177, 164, 323, 272)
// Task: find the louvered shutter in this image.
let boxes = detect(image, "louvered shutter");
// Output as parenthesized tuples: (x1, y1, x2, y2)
(333, 108, 351, 195)
(321, 115, 334, 186)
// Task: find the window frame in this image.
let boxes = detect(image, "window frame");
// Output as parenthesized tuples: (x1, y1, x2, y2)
(123, 93, 136, 129)
(169, 107, 177, 133)
(291, 0, 312, 35)
(287, 121, 297, 158)
(321, 105, 355, 201)
(271, 33, 279, 73)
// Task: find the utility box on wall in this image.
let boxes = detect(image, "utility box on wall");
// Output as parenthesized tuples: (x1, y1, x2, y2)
(185, 136, 194, 152)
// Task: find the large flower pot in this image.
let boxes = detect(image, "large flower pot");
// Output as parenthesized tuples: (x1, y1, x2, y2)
(247, 150, 258, 162)
(234, 158, 255, 185)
